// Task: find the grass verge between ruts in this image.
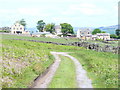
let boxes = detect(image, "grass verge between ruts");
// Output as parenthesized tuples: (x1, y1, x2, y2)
(48, 55, 77, 88)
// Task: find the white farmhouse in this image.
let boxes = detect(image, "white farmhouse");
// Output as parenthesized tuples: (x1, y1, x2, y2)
(11, 22, 29, 34)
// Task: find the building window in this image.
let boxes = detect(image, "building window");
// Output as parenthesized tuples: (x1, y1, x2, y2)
(20, 28, 22, 30)
(14, 28, 15, 30)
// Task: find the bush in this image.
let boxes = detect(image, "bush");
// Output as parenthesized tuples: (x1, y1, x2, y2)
(110, 34, 117, 38)
(0, 30, 10, 33)
(96, 39, 103, 41)
(40, 34, 46, 37)
(117, 35, 120, 39)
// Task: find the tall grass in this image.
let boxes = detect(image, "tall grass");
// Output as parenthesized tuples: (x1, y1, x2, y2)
(70, 50, 118, 88)
(1, 36, 118, 88)
(2, 39, 54, 88)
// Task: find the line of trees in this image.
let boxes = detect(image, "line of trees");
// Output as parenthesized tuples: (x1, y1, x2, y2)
(12, 19, 120, 39)
(36, 20, 74, 35)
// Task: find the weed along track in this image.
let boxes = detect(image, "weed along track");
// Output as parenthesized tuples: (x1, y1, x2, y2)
(32, 52, 61, 88)
(33, 52, 93, 88)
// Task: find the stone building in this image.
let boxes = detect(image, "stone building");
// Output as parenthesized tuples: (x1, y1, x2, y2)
(54, 25, 62, 35)
(77, 28, 110, 41)
(96, 33, 110, 40)
(0, 27, 11, 32)
(91, 35, 98, 40)
(77, 28, 92, 40)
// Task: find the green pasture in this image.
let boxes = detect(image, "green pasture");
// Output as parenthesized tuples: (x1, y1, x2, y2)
(1, 34, 118, 88)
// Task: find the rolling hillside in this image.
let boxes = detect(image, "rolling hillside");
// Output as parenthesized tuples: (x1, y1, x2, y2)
(98, 25, 118, 34)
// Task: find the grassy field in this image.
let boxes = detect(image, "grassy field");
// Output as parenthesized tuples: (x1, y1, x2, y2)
(2, 34, 118, 47)
(2, 34, 80, 44)
(1, 34, 118, 88)
(2, 39, 54, 88)
(70, 51, 118, 88)
(48, 56, 77, 88)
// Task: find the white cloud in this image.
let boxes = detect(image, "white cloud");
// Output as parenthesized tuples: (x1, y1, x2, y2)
(0, 9, 15, 14)
(0, 0, 118, 27)
(18, 8, 39, 16)
(79, 7, 106, 15)
(61, 3, 107, 16)
(78, 3, 96, 8)
(17, 7, 53, 17)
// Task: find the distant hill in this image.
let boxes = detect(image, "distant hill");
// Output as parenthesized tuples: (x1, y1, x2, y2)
(27, 27, 39, 33)
(74, 25, 118, 34)
(73, 27, 95, 34)
(98, 25, 118, 34)
(73, 27, 79, 34)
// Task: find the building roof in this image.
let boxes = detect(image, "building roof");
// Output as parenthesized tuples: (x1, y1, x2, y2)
(92, 35, 97, 37)
(32, 32, 50, 35)
(85, 34, 92, 37)
(78, 28, 92, 32)
(11, 22, 24, 27)
(96, 33, 110, 36)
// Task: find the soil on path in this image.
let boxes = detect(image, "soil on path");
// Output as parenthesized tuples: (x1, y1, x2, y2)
(32, 52, 93, 88)
(33, 52, 61, 88)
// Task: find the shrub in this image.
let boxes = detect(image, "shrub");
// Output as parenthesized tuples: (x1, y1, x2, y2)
(110, 34, 117, 38)
(96, 39, 103, 41)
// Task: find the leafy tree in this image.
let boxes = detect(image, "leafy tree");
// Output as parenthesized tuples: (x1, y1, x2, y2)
(117, 35, 120, 39)
(19, 19, 27, 30)
(101, 31, 106, 33)
(36, 20, 45, 32)
(60, 23, 74, 36)
(110, 34, 117, 38)
(92, 29, 101, 35)
(116, 29, 120, 36)
(19, 19, 26, 27)
(44, 23, 55, 33)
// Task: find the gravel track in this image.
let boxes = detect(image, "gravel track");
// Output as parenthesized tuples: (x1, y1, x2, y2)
(33, 52, 93, 88)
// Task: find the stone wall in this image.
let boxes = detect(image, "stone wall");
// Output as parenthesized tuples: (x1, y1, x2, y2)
(11, 38, 119, 54)
(69, 42, 119, 54)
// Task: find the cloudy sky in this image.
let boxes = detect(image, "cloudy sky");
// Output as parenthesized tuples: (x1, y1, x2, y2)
(0, 0, 119, 28)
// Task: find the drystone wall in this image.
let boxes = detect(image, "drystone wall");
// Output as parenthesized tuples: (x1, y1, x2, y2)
(12, 39, 119, 54)
(69, 42, 119, 54)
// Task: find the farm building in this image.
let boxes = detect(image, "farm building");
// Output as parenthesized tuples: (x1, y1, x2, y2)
(77, 28, 110, 41)
(96, 33, 110, 40)
(11, 21, 29, 34)
(54, 25, 62, 35)
(77, 28, 92, 40)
